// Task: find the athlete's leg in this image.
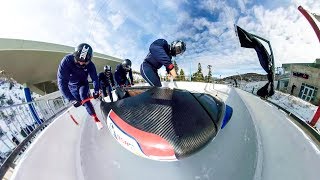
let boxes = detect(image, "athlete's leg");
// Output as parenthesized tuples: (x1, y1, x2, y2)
(79, 85, 95, 116)
(140, 62, 161, 87)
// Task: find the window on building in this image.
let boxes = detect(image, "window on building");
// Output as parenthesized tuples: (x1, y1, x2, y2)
(299, 83, 318, 102)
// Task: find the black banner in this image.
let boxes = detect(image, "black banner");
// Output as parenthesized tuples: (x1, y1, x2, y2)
(236, 25, 274, 98)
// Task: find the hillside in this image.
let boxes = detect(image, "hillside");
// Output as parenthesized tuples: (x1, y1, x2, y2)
(224, 73, 268, 81)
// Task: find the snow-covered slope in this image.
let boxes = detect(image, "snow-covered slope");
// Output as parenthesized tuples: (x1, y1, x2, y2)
(243, 81, 319, 130)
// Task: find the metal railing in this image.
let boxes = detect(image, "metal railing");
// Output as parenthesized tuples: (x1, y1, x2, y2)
(0, 95, 68, 175)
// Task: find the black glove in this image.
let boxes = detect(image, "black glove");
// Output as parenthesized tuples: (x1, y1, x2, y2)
(72, 100, 81, 108)
(93, 92, 100, 99)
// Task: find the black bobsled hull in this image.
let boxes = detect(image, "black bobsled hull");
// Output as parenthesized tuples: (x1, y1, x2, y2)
(100, 87, 232, 161)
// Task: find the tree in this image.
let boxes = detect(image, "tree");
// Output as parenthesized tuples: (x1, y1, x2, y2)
(192, 63, 204, 82)
(173, 60, 179, 75)
(9, 82, 14, 90)
(6, 98, 14, 105)
(1, 111, 10, 124)
(205, 65, 213, 82)
(173, 60, 180, 80)
(0, 94, 5, 100)
(179, 69, 185, 81)
(0, 127, 4, 138)
(0, 111, 7, 119)
(197, 63, 202, 73)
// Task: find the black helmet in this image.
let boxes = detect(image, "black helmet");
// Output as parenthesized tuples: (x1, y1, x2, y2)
(170, 40, 186, 56)
(122, 59, 132, 71)
(74, 43, 93, 63)
(104, 65, 112, 72)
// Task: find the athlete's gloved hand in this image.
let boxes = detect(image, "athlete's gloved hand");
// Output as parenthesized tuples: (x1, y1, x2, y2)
(72, 101, 81, 108)
(93, 92, 100, 99)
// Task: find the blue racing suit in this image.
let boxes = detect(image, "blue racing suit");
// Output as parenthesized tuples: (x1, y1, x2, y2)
(98, 71, 115, 102)
(140, 39, 174, 87)
(114, 64, 134, 86)
(57, 54, 99, 115)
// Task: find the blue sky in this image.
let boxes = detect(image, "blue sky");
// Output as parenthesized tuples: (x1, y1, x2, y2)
(0, 0, 319, 77)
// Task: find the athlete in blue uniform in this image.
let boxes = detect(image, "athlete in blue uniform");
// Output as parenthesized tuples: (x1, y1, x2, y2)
(57, 43, 103, 130)
(140, 39, 186, 87)
(114, 59, 134, 87)
(98, 65, 115, 102)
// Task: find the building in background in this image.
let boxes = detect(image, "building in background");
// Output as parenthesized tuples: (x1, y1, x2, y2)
(278, 59, 320, 105)
(0, 38, 123, 95)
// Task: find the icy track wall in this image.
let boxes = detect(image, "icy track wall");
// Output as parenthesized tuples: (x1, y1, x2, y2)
(11, 82, 260, 180)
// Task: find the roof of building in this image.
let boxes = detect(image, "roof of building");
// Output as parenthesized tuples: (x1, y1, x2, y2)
(0, 38, 122, 85)
(282, 59, 320, 70)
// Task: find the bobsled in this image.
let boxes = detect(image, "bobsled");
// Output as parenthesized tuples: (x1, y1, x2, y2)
(100, 86, 233, 161)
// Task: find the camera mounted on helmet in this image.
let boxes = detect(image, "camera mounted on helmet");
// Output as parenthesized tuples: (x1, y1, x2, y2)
(74, 43, 93, 68)
(170, 40, 186, 56)
(122, 59, 132, 71)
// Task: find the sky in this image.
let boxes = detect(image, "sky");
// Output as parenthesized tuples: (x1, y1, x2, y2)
(0, 0, 319, 77)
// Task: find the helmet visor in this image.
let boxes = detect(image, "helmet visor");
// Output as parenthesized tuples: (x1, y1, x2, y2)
(174, 41, 186, 55)
(123, 65, 131, 71)
(75, 57, 90, 68)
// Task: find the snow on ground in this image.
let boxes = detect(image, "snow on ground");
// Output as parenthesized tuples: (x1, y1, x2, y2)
(213, 84, 232, 94)
(0, 81, 25, 106)
(0, 80, 42, 159)
(243, 81, 319, 130)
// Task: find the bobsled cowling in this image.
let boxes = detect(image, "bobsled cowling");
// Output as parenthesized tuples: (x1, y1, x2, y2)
(101, 87, 233, 161)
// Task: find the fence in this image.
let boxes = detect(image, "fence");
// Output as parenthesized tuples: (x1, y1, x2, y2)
(0, 95, 68, 173)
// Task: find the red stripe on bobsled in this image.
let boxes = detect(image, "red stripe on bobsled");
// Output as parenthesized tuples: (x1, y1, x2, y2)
(109, 110, 175, 158)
